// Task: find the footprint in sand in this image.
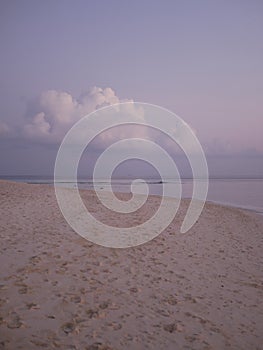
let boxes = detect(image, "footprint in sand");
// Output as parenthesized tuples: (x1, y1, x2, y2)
(163, 322, 184, 333)
(5, 312, 24, 329)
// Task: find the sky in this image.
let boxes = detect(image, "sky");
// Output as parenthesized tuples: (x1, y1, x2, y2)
(0, 0, 262, 177)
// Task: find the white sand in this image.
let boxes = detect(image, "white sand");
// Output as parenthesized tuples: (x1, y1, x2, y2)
(0, 180, 262, 350)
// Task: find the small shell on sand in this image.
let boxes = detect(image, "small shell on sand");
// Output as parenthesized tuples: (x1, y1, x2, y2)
(61, 322, 76, 334)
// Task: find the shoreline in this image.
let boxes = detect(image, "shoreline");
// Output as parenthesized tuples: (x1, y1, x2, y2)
(1, 177, 263, 217)
(0, 180, 263, 349)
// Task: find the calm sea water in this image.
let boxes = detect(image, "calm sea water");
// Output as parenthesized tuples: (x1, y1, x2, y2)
(1, 176, 262, 215)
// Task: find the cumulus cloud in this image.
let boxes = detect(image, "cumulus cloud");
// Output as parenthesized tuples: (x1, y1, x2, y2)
(7, 87, 259, 157)
(19, 86, 152, 150)
(22, 87, 125, 143)
(1, 88, 202, 156)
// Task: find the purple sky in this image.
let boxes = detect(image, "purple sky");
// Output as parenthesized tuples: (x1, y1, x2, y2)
(0, 0, 262, 176)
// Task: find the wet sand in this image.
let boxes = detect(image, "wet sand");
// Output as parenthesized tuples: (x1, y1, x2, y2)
(0, 180, 262, 349)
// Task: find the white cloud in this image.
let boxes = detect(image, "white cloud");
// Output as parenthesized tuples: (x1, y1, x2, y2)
(21, 87, 148, 146)
(4, 86, 261, 156)
(22, 88, 112, 141)
(23, 112, 51, 138)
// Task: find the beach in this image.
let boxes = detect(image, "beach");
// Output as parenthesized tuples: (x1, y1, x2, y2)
(0, 180, 262, 350)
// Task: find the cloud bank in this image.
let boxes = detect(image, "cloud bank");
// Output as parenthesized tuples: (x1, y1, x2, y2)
(1, 86, 261, 156)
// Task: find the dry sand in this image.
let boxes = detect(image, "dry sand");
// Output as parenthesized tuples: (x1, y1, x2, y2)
(0, 180, 262, 350)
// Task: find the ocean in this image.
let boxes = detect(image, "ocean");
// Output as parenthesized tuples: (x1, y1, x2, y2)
(1, 176, 262, 215)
